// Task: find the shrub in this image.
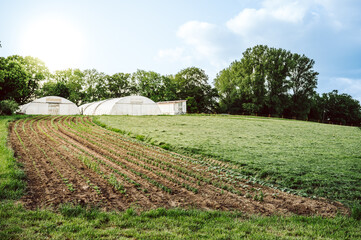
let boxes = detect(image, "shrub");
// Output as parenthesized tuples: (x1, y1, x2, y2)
(0, 100, 19, 115)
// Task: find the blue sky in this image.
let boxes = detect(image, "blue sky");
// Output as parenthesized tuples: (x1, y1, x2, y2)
(1, 0, 361, 101)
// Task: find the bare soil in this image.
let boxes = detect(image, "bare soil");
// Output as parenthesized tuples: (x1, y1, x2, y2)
(9, 116, 349, 216)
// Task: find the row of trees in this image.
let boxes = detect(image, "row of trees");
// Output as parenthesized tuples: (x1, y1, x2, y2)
(1, 48, 360, 125)
(311, 91, 361, 125)
(0, 55, 216, 113)
(214, 45, 361, 125)
(37, 67, 217, 113)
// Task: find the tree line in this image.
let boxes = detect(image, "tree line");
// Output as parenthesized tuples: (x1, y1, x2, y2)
(1, 45, 360, 125)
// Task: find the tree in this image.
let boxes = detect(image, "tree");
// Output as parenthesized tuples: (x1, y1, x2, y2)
(287, 54, 319, 119)
(82, 69, 107, 103)
(214, 61, 243, 114)
(215, 45, 269, 114)
(320, 90, 361, 125)
(174, 67, 218, 113)
(107, 73, 134, 98)
(132, 70, 164, 102)
(0, 100, 19, 115)
(214, 45, 319, 117)
(160, 75, 178, 101)
(0, 56, 48, 104)
(131, 70, 179, 102)
(308, 94, 323, 121)
(51, 69, 85, 105)
(38, 81, 70, 99)
(0, 57, 30, 104)
(264, 47, 291, 116)
(37, 68, 86, 105)
(240, 45, 268, 114)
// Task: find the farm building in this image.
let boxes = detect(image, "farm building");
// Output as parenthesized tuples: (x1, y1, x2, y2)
(157, 100, 187, 115)
(80, 96, 162, 115)
(19, 96, 80, 115)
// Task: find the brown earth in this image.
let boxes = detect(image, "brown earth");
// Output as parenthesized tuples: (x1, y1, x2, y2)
(8, 116, 349, 217)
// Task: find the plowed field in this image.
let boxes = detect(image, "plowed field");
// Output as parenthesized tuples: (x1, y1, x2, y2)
(9, 116, 348, 216)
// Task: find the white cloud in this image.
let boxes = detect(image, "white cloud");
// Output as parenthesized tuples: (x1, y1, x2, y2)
(157, 20, 235, 73)
(177, 21, 224, 58)
(262, 0, 308, 23)
(226, 8, 268, 37)
(226, 0, 312, 38)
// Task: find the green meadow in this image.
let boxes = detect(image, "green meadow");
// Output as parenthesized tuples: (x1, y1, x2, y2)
(97, 115, 361, 207)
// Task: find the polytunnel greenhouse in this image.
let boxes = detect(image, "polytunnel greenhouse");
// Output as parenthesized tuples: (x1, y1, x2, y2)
(80, 96, 162, 115)
(19, 96, 80, 115)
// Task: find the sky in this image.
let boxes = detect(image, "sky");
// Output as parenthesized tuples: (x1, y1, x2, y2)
(1, 0, 361, 101)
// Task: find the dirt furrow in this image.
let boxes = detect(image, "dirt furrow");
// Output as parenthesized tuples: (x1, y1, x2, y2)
(40, 116, 154, 210)
(10, 118, 72, 208)
(58, 117, 256, 210)
(71, 117, 243, 194)
(36, 117, 133, 210)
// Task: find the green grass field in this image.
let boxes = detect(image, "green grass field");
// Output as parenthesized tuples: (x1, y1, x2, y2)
(96, 115, 361, 207)
(1, 115, 361, 239)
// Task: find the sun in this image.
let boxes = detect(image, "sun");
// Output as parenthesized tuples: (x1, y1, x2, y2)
(20, 17, 86, 71)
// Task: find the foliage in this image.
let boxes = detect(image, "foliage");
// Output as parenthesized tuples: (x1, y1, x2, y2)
(51, 68, 85, 105)
(287, 53, 318, 119)
(39, 81, 70, 100)
(0, 100, 19, 115)
(214, 45, 319, 117)
(132, 70, 173, 102)
(0, 57, 30, 104)
(107, 72, 134, 98)
(264, 47, 291, 116)
(174, 67, 218, 113)
(0, 55, 48, 104)
(98, 115, 361, 207)
(319, 90, 361, 125)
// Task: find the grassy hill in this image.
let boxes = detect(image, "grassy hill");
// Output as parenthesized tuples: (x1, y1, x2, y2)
(97, 115, 361, 207)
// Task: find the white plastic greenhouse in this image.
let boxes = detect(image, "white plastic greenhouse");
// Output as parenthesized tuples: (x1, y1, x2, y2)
(19, 96, 80, 115)
(157, 100, 187, 115)
(80, 96, 162, 115)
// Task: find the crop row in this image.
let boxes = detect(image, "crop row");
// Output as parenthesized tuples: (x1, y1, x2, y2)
(61, 116, 250, 197)
(13, 119, 42, 180)
(57, 116, 176, 194)
(73, 116, 249, 196)
(17, 115, 271, 202)
(35, 117, 102, 194)
(37, 116, 129, 195)
(64, 117, 211, 193)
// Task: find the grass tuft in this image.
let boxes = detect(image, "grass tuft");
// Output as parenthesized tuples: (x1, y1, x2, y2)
(351, 204, 361, 221)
